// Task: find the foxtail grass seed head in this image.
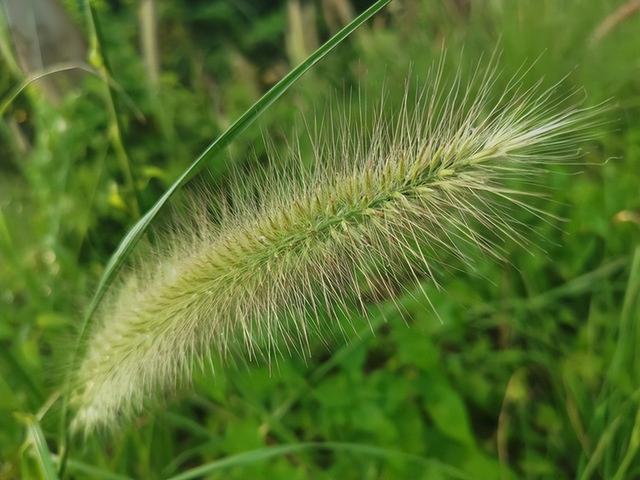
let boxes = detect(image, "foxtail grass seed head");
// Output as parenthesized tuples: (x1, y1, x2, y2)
(71, 64, 603, 432)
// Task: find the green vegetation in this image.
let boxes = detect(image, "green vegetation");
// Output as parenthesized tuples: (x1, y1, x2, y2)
(1, 0, 639, 479)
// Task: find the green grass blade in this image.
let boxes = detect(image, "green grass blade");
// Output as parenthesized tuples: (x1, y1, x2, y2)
(166, 444, 309, 480)
(0, 62, 144, 119)
(83, 0, 141, 217)
(0, 63, 92, 116)
(0, 349, 44, 406)
(612, 407, 640, 480)
(581, 247, 640, 477)
(59, 0, 390, 469)
(579, 416, 624, 480)
(55, 458, 133, 480)
(74, 0, 391, 367)
(77, 0, 390, 341)
(19, 414, 59, 480)
(165, 441, 470, 480)
(607, 246, 640, 383)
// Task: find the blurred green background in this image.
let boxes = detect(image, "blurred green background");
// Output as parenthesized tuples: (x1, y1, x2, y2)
(1, 0, 639, 478)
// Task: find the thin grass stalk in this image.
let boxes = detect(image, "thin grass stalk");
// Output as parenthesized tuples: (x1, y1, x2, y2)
(83, 0, 141, 217)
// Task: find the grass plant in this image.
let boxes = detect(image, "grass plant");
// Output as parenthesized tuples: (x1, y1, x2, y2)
(1, 1, 638, 478)
(72, 63, 602, 432)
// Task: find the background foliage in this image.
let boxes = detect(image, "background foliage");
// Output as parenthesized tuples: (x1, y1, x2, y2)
(1, 0, 639, 478)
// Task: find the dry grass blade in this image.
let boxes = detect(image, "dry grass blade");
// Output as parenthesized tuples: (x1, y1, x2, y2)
(589, 0, 640, 45)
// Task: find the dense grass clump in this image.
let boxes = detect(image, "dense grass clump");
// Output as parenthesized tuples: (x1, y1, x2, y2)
(71, 65, 600, 432)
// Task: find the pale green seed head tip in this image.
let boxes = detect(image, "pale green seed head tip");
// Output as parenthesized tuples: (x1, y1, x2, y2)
(71, 65, 603, 432)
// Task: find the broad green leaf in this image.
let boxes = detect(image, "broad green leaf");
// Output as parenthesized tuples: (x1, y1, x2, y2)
(422, 376, 475, 447)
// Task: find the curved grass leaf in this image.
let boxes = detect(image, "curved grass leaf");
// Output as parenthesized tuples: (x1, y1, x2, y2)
(56, 458, 133, 480)
(59, 0, 390, 467)
(73, 0, 391, 374)
(0, 62, 144, 119)
(165, 442, 472, 480)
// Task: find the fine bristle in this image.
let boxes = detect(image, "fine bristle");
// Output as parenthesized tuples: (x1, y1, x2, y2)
(70, 63, 602, 433)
